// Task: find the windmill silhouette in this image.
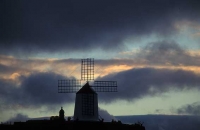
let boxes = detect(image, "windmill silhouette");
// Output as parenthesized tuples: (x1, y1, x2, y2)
(58, 58, 117, 121)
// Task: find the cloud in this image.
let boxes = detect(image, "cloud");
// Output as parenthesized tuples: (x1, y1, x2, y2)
(6, 114, 30, 123)
(176, 102, 200, 115)
(1, 0, 200, 55)
(136, 41, 200, 66)
(20, 72, 76, 105)
(0, 72, 76, 111)
(98, 107, 117, 121)
(0, 56, 82, 80)
(97, 68, 200, 102)
(0, 64, 17, 74)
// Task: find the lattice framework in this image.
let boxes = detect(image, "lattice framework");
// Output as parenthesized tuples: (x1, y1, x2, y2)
(81, 58, 94, 81)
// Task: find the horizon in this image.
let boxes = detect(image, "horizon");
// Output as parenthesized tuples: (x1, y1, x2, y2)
(1, 112, 200, 124)
(3, 112, 200, 123)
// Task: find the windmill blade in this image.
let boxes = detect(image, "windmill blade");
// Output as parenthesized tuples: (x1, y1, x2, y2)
(92, 81, 117, 92)
(81, 58, 94, 81)
(58, 80, 81, 93)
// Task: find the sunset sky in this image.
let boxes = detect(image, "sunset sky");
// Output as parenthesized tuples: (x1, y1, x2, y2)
(1, 0, 200, 123)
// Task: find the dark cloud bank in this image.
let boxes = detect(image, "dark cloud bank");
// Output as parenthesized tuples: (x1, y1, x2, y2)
(0, 72, 76, 110)
(1, 0, 200, 55)
(97, 67, 200, 102)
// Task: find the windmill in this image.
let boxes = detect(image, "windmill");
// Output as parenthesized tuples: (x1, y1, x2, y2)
(58, 58, 117, 121)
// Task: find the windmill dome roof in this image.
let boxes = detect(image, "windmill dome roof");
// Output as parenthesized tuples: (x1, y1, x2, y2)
(59, 107, 64, 113)
(76, 82, 96, 94)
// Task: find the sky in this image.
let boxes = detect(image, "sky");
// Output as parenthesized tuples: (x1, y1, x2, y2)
(1, 0, 200, 124)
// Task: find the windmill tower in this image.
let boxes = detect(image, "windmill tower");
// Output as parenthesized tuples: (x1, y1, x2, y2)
(58, 58, 117, 121)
